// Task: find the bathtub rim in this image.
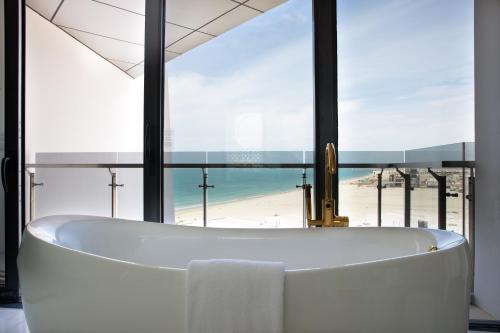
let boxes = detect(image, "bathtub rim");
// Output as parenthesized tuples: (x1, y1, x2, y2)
(21, 214, 468, 274)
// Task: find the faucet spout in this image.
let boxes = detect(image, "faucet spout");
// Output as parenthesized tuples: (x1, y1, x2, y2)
(324, 143, 335, 203)
(305, 143, 349, 228)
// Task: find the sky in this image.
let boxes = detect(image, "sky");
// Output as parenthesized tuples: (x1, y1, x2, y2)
(166, 0, 474, 152)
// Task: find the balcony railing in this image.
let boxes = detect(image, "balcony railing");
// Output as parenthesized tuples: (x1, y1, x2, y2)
(25, 160, 475, 234)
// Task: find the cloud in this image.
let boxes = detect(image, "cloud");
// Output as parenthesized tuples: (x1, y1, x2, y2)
(339, 99, 364, 114)
(167, 36, 314, 151)
(338, 81, 474, 151)
(165, 0, 474, 152)
(337, 0, 474, 150)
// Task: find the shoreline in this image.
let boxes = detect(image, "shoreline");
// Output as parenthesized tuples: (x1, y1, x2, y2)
(175, 173, 373, 212)
(175, 188, 299, 212)
(175, 178, 464, 233)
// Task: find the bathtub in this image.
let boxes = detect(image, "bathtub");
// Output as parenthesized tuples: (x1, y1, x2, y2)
(18, 215, 470, 333)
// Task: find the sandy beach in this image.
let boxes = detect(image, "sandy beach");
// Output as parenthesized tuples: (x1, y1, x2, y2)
(175, 190, 305, 228)
(175, 182, 467, 234)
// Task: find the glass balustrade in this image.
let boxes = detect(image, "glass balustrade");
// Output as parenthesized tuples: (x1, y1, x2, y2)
(26, 144, 475, 241)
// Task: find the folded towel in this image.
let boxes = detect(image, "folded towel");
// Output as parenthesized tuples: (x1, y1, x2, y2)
(186, 259, 285, 333)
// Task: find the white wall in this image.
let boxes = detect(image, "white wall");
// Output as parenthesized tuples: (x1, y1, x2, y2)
(25, 8, 143, 162)
(474, 0, 500, 320)
(25, 8, 144, 221)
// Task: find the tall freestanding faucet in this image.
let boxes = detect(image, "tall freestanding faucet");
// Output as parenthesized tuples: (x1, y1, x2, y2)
(305, 143, 349, 227)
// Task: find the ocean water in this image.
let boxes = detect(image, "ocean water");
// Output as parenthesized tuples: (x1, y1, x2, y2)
(169, 168, 372, 209)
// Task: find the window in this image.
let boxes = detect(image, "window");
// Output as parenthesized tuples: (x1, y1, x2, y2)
(337, 0, 474, 231)
(163, 0, 314, 227)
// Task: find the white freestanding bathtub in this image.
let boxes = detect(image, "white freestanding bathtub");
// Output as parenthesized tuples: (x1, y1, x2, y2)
(18, 215, 470, 333)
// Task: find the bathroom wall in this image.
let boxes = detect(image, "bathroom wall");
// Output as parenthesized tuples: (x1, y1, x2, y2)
(474, 0, 500, 320)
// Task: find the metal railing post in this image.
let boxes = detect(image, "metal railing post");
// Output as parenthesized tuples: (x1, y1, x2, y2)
(396, 168, 411, 227)
(198, 168, 214, 227)
(428, 168, 447, 230)
(462, 142, 466, 235)
(296, 168, 308, 228)
(108, 169, 124, 218)
(29, 172, 34, 222)
(462, 166, 466, 235)
(28, 171, 43, 222)
(377, 169, 384, 227)
(467, 167, 475, 291)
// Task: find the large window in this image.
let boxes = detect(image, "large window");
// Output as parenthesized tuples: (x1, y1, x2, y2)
(163, 0, 314, 227)
(337, 0, 474, 231)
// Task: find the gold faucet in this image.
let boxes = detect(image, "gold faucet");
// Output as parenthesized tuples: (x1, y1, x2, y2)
(305, 143, 349, 228)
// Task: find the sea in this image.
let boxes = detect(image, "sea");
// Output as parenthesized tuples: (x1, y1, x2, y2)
(160, 143, 474, 209)
(168, 168, 372, 209)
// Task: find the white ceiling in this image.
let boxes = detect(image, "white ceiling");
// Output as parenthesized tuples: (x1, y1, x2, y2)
(26, 0, 287, 78)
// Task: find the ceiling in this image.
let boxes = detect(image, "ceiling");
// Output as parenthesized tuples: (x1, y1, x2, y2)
(26, 0, 286, 78)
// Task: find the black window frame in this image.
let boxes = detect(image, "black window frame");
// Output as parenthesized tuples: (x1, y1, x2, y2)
(0, 0, 25, 303)
(142, 0, 340, 222)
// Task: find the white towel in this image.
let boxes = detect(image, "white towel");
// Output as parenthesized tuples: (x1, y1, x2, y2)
(186, 259, 285, 333)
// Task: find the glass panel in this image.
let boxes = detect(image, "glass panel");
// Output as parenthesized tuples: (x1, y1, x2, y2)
(170, 168, 203, 227)
(164, 0, 314, 227)
(339, 168, 378, 227)
(381, 169, 405, 227)
(405, 143, 470, 163)
(445, 167, 465, 234)
(464, 168, 472, 240)
(410, 169, 439, 229)
(337, 0, 474, 152)
(33, 157, 143, 220)
(170, 166, 311, 228)
(407, 167, 466, 232)
(25, 0, 145, 220)
(337, 0, 474, 230)
(205, 168, 305, 228)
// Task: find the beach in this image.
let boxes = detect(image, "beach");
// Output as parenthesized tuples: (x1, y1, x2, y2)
(175, 181, 467, 234)
(175, 190, 305, 228)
